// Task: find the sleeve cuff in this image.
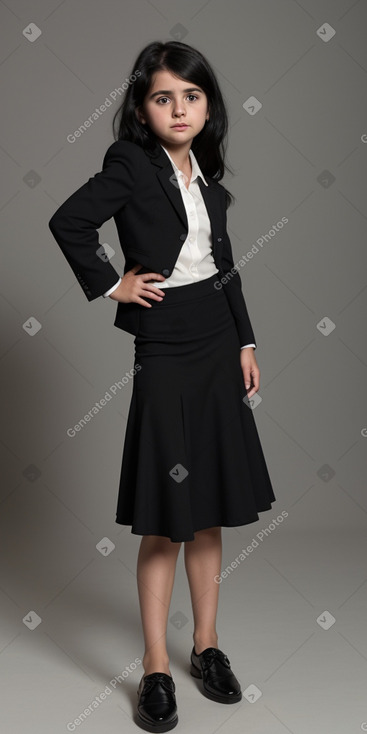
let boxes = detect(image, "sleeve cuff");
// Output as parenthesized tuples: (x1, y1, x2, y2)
(102, 277, 121, 297)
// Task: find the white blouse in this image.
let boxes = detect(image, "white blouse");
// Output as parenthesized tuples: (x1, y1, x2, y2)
(103, 144, 255, 350)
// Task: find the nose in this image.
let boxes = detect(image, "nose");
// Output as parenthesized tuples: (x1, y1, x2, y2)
(172, 99, 186, 117)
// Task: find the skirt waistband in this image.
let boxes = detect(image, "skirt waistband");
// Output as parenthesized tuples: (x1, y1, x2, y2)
(149, 273, 222, 307)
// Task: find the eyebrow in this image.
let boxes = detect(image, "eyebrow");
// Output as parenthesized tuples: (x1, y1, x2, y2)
(148, 87, 203, 100)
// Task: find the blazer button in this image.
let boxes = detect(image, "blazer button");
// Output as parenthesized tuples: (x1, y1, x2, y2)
(179, 233, 186, 241)
(217, 237, 222, 242)
(162, 268, 170, 276)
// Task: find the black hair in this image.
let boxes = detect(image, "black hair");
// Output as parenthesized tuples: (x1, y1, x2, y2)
(112, 40, 235, 207)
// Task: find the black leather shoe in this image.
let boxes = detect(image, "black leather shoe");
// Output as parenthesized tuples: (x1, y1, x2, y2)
(136, 672, 178, 732)
(190, 646, 242, 703)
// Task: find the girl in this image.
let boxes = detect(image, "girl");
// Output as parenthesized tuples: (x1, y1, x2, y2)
(49, 40, 276, 733)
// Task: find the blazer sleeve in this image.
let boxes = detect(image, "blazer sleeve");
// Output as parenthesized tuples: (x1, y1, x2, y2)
(220, 192, 257, 348)
(48, 140, 140, 301)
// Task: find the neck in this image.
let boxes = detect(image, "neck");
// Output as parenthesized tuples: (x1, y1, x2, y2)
(158, 139, 192, 170)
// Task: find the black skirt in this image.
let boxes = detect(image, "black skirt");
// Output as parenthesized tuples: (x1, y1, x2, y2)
(115, 273, 276, 542)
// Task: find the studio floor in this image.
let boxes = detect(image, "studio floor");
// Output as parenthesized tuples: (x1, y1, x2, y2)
(1, 519, 367, 734)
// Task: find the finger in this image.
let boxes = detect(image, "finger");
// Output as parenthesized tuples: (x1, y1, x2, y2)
(138, 290, 164, 301)
(134, 296, 152, 308)
(243, 369, 252, 391)
(246, 372, 260, 398)
(138, 272, 166, 281)
(141, 285, 166, 297)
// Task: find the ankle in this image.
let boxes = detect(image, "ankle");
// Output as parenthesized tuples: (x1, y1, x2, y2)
(142, 650, 171, 677)
(193, 632, 218, 655)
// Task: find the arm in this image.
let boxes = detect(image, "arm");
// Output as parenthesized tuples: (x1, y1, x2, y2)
(48, 141, 140, 301)
(219, 192, 257, 348)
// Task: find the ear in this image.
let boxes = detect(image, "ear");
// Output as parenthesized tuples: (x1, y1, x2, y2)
(135, 107, 146, 125)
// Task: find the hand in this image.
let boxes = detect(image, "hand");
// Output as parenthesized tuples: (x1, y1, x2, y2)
(108, 263, 166, 307)
(240, 347, 260, 399)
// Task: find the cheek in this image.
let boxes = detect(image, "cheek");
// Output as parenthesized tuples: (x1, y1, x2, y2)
(148, 106, 168, 125)
(198, 102, 209, 116)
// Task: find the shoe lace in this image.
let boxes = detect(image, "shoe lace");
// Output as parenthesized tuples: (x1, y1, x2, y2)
(200, 648, 231, 671)
(142, 673, 174, 694)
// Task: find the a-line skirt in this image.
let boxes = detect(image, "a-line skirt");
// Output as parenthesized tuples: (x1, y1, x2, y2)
(115, 272, 276, 542)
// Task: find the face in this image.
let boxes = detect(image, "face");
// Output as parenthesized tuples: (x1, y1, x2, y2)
(136, 69, 209, 148)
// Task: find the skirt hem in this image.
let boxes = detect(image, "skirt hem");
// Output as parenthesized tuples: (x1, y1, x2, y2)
(115, 499, 277, 543)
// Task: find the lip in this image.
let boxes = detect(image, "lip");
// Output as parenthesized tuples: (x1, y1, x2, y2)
(171, 124, 189, 129)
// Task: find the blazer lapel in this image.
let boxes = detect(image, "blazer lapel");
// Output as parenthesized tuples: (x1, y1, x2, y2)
(148, 145, 223, 262)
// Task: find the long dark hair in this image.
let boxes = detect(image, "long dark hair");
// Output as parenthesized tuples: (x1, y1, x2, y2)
(112, 41, 235, 207)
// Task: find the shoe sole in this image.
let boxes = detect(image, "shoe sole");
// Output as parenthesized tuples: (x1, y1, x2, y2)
(190, 662, 242, 704)
(135, 711, 178, 732)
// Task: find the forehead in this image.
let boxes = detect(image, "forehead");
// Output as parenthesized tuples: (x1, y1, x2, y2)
(148, 69, 198, 90)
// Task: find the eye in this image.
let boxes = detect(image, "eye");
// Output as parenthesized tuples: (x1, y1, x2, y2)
(156, 94, 200, 104)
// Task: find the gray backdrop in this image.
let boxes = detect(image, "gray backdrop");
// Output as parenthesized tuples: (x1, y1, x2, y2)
(1, 1, 367, 732)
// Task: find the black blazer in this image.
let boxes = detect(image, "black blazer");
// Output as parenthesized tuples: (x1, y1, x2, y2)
(48, 140, 256, 347)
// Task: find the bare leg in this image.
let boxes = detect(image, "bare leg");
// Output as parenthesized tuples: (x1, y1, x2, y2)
(184, 527, 222, 654)
(137, 534, 182, 676)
